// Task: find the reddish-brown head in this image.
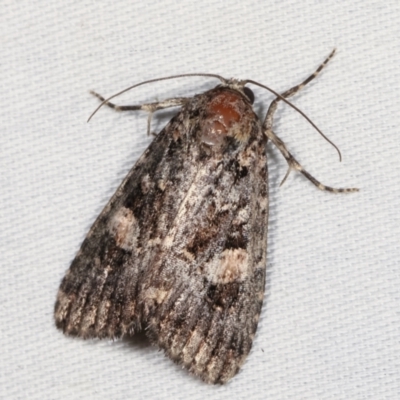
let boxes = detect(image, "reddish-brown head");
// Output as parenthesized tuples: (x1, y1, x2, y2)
(200, 88, 255, 147)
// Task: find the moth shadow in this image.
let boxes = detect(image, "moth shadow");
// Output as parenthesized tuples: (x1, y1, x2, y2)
(120, 331, 152, 350)
(119, 332, 201, 383)
(151, 108, 181, 134)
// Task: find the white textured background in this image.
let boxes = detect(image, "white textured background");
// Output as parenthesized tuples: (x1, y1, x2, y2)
(2, 1, 399, 399)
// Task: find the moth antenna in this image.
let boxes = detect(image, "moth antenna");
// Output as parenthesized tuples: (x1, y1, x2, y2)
(88, 73, 227, 122)
(245, 79, 342, 162)
(88, 71, 342, 162)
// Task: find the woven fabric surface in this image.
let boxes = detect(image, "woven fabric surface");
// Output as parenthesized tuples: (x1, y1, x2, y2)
(1, 1, 399, 399)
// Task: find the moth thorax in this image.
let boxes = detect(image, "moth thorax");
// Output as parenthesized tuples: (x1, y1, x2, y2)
(200, 89, 253, 146)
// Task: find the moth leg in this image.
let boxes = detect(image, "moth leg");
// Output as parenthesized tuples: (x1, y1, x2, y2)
(267, 129, 358, 193)
(262, 49, 357, 192)
(90, 91, 189, 135)
(264, 49, 336, 132)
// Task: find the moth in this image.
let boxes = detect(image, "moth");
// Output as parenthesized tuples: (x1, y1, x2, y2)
(54, 50, 357, 384)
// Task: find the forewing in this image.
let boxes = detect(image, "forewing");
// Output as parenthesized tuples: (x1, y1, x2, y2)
(54, 111, 200, 338)
(140, 133, 269, 384)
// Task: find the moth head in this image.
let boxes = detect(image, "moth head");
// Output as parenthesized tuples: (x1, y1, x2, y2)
(199, 87, 256, 148)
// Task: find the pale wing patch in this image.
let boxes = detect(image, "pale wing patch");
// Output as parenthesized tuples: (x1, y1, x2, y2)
(157, 179, 167, 191)
(141, 173, 153, 194)
(108, 207, 139, 250)
(232, 208, 249, 225)
(143, 287, 170, 304)
(208, 248, 250, 284)
(258, 196, 268, 210)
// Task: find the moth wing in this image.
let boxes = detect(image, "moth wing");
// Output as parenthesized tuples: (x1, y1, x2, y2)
(54, 113, 198, 338)
(140, 138, 269, 384)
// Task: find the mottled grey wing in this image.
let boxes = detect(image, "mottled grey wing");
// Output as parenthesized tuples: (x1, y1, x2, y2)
(138, 135, 269, 384)
(54, 112, 201, 338)
(55, 85, 269, 384)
